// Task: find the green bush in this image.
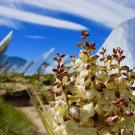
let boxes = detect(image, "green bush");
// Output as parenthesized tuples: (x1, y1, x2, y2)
(42, 74, 55, 85)
(0, 99, 36, 135)
(40, 90, 49, 103)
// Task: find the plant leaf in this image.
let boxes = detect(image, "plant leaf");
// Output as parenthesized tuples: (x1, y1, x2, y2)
(27, 89, 55, 135)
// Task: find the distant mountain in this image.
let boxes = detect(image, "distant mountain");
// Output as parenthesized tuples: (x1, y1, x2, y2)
(8, 56, 27, 67)
(98, 17, 135, 68)
(0, 55, 27, 72)
(0, 31, 56, 74)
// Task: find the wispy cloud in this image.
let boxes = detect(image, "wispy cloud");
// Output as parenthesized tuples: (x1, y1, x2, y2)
(0, 5, 86, 30)
(110, 0, 135, 9)
(24, 35, 45, 39)
(8, 0, 135, 28)
(0, 0, 135, 29)
(0, 18, 20, 29)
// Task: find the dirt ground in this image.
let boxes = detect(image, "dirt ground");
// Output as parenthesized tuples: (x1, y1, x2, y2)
(19, 106, 47, 135)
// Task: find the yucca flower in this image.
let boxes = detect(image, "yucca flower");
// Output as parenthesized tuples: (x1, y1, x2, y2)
(31, 31, 135, 135)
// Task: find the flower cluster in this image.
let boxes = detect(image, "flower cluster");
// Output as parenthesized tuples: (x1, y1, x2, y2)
(50, 31, 135, 135)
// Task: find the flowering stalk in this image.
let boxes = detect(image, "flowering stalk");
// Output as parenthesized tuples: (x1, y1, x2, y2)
(49, 30, 135, 135)
(30, 30, 135, 135)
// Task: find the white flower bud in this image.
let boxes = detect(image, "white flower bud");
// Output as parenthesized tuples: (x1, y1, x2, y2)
(69, 106, 80, 120)
(54, 125, 65, 134)
(82, 103, 95, 118)
(80, 70, 89, 78)
(76, 85, 85, 91)
(62, 76, 68, 85)
(78, 64, 86, 71)
(132, 91, 135, 96)
(76, 78, 84, 85)
(85, 91, 94, 100)
(75, 59, 82, 66)
(100, 130, 111, 135)
(95, 104, 102, 114)
(79, 127, 97, 135)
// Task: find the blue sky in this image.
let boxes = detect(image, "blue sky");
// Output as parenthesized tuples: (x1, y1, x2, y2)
(0, 0, 134, 62)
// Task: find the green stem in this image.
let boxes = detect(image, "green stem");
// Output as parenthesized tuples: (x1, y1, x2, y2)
(0, 129, 8, 135)
(61, 83, 70, 109)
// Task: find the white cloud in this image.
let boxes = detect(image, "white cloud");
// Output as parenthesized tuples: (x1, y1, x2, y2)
(0, 18, 19, 29)
(24, 35, 45, 39)
(0, 5, 86, 30)
(0, 0, 135, 29)
(8, 0, 135, 28)
(109, 0, 135, 9)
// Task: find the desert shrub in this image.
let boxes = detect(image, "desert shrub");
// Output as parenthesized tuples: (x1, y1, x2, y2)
(25, 74, 38, 82)
(5, 85, 14, 94)
(0, 99, 36, 135)
(0, 74, 9, 83)
(42, 74, 55, 85)
(39, 90, 49, 103)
